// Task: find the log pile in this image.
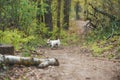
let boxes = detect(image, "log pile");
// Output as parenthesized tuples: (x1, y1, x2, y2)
(0, 44, 14, 55)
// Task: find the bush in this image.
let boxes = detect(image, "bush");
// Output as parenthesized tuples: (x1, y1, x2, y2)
(117, 41, 120, 51)
(91, 42, 103, 57)
(90, 41, 113, 57)
(0, 29, 35, 50)
(50, 28, 80, 46)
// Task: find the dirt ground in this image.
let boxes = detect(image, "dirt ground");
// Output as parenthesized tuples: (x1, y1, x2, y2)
(0, 46, 120, 80)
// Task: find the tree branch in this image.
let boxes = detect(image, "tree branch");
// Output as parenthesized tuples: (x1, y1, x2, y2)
(89, 3, 116, 20)
(106, 33, 120, 40)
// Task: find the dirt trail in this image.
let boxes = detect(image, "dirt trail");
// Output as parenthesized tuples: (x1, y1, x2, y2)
(1, 46, 120, 80)
(24, 46, 119, 80)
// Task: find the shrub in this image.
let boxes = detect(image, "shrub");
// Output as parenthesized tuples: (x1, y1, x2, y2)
(118, 41, 120, 51)
(0, 29, 35, 50)
(90, 41, 113, 57)
(91, 42, 103, 57)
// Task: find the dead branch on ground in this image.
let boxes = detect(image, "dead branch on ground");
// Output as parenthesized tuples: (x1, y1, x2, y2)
(0, 54, 59, 68)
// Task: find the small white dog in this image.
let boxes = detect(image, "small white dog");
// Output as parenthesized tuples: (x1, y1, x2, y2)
(47, 39, 60, 48)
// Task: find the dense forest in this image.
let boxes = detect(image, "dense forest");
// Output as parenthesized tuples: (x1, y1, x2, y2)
(0, 0, 120, 80)
(0, 0, 120, 58)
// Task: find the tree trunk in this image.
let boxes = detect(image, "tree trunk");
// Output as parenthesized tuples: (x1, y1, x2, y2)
(36, 0, 44, 24)
(63, 0, 71, 30)
(36, 1, 41, 24)
(74, 1, 81, 20)
(44, 0, 53, 31)
(84, 0, 88, 20)
(10, 0, 20, 28)
(0, 44, 14, 55)
(0, 54, 59, 68)
(57, 0, 61, 37)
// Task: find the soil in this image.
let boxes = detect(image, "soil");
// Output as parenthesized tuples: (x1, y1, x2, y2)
(1, 46, 120, 80)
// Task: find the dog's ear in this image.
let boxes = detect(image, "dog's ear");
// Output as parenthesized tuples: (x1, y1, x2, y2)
(47, 39, 50, 44)
(47, 39, 50, 42)
(48, 38, 50, 41)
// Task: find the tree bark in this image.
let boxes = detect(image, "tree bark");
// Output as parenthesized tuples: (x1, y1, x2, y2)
(36, 0, 44, 24)
(0, 54, 59, 68)
(44, 0, 53, 31)
(74, 1, 81, 20)
(57, 0, 61, 37)
(63, 0, 71, 30)
(36, 1, 41, 24)
(84, 0, 88, 20)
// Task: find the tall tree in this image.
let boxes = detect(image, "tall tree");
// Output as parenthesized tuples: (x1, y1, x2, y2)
(44, 0, 53, 31)
(84, 0, 88, 20)
(63, 0, 71, 30)
(57, 0, 61, 36)
(10, 0, 20, 28)
(0, 0, 6, 31)
(36, 0, 41, 24)
(36, 0, 46, 24)
(74, 1, 81, 20)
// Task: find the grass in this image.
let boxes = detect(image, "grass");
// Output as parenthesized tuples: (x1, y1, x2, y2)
(86, 33, 120, 59)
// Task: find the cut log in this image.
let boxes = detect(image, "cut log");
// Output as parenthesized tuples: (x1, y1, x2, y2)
(0, 54, 59, 68)
(0, 44, 14, 55)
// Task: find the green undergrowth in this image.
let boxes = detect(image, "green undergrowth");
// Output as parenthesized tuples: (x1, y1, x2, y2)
(61, 33, 80, 46)
(0, 28, 81, 57)
(0, 29, 35, 50)
(47, 28, 81, 46)
(0, 29, 46, 56)
(86, 35, 120, 59)
(90, 41, 113, 57)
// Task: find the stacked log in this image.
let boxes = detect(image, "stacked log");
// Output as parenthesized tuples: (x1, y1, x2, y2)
(0, 44, 14, 55)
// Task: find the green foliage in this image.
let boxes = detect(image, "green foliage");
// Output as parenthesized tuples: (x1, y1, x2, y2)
(82, 0, 120, 48)
(90, 41, 113, 57)
(0, 29, 35, 50)
(0, 0, 119, 60)
(91, 42, 103, 57)
(50, 27, 60, 39)
(107, 54, 114, 59)
(60, 30, 80, 46)
(35, 23, 50, 38)
(22, 52, 31, 57)
(37, 1, 48, 16)
(115, 53, 120, 59)
(0, 29, 47, 54)
(4, 77, 9, 80)
(118, 41, 120, 51)
(19, 0, 37, 30)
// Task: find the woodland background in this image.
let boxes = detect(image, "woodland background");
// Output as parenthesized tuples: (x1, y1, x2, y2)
(0, 0, 120, 58)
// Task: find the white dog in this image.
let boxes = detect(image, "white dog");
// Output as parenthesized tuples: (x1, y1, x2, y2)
(47, 39, 60, 48)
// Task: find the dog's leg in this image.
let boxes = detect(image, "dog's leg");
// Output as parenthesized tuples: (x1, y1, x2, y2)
(50, 43, 54, 49)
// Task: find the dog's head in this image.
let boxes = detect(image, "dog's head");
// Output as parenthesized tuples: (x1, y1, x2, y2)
(47, 39, 51, 44)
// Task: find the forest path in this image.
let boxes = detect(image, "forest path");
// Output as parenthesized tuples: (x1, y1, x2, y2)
(27, 46, 120, 80)
(2, 46, 120, 80)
